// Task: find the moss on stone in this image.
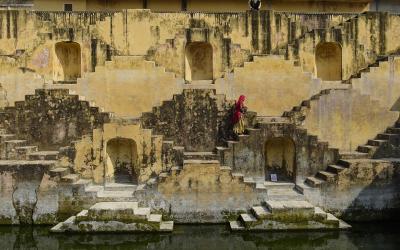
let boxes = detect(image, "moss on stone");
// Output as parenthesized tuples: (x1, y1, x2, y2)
(221, 210, 246, 221)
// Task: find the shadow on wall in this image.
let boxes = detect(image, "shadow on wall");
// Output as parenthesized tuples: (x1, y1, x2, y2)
(265, 137, 296, 182)
(54, 41, 81, 83)
(106, 138, 139, 184)
(322, 160, 400, 221)
(185, 42, 213, 81)
(315, 42, 342, 81)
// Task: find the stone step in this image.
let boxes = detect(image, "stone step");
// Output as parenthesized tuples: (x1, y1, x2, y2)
(0, 160, 56, 168)
(14, 146, 38, 160)
(61, 174, 80, 183)
(183, 159, 220, 167)
(3, 140, 27, 159)
(73, 179, 92, 188)
(243, 177, 256, 188)
(325, 213, 340, 227)
(246, 128, 261, 135)
(159, 221, 174, 232)
(0, 134, 16, 143)
(339, 151, 368, 160)
(232, 173, 244, 181)
(305, 176, 325, 188)
(84, 185, 104, 197)
(255, 183, 267, 191)
(357, 145, 376, 154)
(87, 202, 139, 221)
(28, 151, 59, 160)
(337, 159, 352, 168)
(251, 206, 271, 219)
(386, 127, 400, 134)
(264, 181, 295, 190)
(148, 214, 162, 223)
(229, 220, 245, 231)
(327, 164, 346, 174)
(75, 210, 89, 222)
(96, 190, 135, 199)
(49, 167, 70, 178)
(316, 171, 337, 182)
(367, 139, 387, 147)
(377, 133, 398, 140)
(104, 183, 137, 192)
(134, 207, 151, 220)
(265, 200, 314, 215)
(239, 213, 257, 227)
(267, 189, 304, 201)
(183, 151, 218, 160)
(314, 207, 327, 221)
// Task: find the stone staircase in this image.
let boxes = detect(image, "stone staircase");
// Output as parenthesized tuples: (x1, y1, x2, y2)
(230, 198, 350, 231)
(216, 116, 339, 181)
(51, 201, 173, 233)
(302, 121, 400, 189)
(0, 123, 61, 162)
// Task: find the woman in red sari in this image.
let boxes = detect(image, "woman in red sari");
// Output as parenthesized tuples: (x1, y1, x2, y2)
(232, 95, 246, 135)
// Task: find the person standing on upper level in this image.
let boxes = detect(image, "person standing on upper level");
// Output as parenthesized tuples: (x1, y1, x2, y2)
(232, 95, 247, 135)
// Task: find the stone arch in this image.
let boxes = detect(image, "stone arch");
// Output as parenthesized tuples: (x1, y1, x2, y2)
(185, 42, 213, 81)
(106, 138, 138, 184)
(315, 42, 342, 81)
(265, 137, 296, 182)
(54, 41, 81, 82)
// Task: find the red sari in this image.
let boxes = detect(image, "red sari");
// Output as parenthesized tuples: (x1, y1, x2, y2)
(233, 95, 246, 134)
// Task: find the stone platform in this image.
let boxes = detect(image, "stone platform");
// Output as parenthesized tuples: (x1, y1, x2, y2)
(229, 186, 351, 231)
(51, 202, 174, 233)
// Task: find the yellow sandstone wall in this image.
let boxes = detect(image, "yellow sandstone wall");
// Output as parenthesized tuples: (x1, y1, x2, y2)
(352, 57, 400, 111)
(73, 122, 162, 184)
(32, 0, 371, 12)
(33, 0, 87, 11)
(86, 0, 142, 11)
(270, 0, 370, 13)
(216, 55, 346, 116)
(302, 89, 398, 152)
(52, 56, 182, 117)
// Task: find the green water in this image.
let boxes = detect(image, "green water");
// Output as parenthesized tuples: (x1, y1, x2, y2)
(0, 223, 399, 250)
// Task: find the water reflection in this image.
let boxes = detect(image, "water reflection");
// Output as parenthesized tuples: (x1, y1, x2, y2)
(1, 223, 399, 250)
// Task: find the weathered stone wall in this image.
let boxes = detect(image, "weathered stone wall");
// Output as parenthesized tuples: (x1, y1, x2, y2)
(1, 9, 398, 119)
(142, 89, 229, 152)
(142, 160, 261, 223)
(302, 159, 400, 221)
(31, 0, 371, 13)
(352, 56, 400, 110)
(49, 55, 183, 117)
(228, 122, 339, 183)
(0, 89, 110, 150)
(0, 162, 76, 225)
(72, 121, 162, 184)
(216, 55, 344, 116)
(301, 89, 398, 152)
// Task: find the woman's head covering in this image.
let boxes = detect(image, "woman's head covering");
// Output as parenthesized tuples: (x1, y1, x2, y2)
(232, 95, 246, 123)
(238, 95, 246, 104)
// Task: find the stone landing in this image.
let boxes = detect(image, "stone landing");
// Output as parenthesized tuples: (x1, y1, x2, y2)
(229, 185, 351, 231)
(51, 202, 174, 233)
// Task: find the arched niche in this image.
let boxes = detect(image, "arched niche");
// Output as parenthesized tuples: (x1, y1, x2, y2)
(265, 137, 296, 182)
(54, 41, 81, 82)
(185, 42, 213, 81)
(106, 138, 138, 184)
(315, 42, 342, 81)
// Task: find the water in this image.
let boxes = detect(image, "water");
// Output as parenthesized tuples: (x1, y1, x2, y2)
(0, 222, 399, 250)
